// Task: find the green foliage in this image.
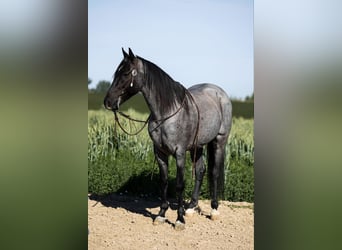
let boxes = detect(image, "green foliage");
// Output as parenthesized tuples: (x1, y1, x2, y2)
(95, 80, 111, 93)
(88, 92, 104, 110)
(88, 110, 254, 202)
(244, 92, 254, 102)
(231, 100, 254, 119)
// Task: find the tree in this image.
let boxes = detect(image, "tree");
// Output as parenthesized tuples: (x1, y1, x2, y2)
(95, 80, 111, 93)
(88, 78, 92, 85)
(245, 92, 254, 102)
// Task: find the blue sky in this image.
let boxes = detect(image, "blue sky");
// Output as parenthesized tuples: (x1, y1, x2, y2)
(88, 0, 253, 99)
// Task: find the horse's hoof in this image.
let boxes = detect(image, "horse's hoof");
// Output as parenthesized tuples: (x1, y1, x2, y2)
(185, 206, 201, 217)
(174, 220, 185, 231)
(185, 208, 195, 217)
(153, 216, 166, 225)
(210, 209, 220, 220)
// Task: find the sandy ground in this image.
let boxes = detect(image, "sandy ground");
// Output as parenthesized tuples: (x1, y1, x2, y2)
(88, 194, 254, 250)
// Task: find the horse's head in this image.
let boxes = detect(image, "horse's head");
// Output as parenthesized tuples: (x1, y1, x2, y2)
(104, 48, 144, 111)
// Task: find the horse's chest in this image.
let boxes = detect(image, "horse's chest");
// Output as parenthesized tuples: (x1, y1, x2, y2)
(148, 122, 186, 153)
(148, 126, 163, 146)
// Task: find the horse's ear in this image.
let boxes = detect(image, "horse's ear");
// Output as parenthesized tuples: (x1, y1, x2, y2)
(128, 48, 135, 59)
(122, 48, 129, 59)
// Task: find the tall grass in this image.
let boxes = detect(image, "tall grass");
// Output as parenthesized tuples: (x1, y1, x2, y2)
(88, 109, 254, 202)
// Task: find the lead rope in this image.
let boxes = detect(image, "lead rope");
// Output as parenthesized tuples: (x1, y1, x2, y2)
(114, 111, 150, 136)
(114, 90, 188, 136)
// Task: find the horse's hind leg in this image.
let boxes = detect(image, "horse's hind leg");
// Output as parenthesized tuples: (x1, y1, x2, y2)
(186, 148, 205, 216)
(207, 135, 227, 220)
(153, 147, 169, 225)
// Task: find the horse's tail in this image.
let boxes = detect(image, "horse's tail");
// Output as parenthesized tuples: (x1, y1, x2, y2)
(217, 146, 226, 199)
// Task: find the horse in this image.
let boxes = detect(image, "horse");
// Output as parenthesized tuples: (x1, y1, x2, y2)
(104, 48, 232, 230)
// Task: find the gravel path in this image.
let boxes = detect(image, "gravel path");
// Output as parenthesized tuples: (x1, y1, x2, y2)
(88, 194, 253, 249)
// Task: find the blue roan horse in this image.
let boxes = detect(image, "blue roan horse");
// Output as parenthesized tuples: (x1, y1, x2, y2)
(104, 48, 232, 230)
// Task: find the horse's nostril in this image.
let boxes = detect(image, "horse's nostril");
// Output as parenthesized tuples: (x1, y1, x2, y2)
(104, 98, 112, 110)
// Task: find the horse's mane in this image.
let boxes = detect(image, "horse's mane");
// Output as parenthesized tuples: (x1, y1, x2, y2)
(138, 56, 188, 114)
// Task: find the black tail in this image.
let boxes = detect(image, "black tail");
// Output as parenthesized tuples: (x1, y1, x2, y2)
(217, 150, 225, 199)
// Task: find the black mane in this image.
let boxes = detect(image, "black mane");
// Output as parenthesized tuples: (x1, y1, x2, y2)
(139, 56, 188, 115)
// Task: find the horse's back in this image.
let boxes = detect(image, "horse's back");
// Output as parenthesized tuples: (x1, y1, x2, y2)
(188, 83, 228, 97)
(188, 83, 232, 117)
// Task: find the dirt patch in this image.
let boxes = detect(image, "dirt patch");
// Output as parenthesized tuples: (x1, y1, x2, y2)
(88, 194, 253, 249)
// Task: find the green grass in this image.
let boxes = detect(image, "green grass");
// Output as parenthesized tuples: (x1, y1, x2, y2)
(88, 110, 254, 202)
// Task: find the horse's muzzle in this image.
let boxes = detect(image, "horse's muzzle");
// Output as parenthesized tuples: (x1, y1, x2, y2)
(104, 96, 120, 111)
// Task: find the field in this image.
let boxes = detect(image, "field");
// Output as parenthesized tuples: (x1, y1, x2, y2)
(88, 109, 254, 202)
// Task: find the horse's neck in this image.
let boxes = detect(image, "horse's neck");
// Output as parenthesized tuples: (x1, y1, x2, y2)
(140, 62, 186, 120)
(140, 86, 164, 120)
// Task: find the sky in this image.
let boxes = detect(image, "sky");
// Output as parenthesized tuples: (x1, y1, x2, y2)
(88, 0, 253, 99)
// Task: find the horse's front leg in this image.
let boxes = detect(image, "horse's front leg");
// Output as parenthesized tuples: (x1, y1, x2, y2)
(174, 150, 186, 230)
(153, 147, 169, 225)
